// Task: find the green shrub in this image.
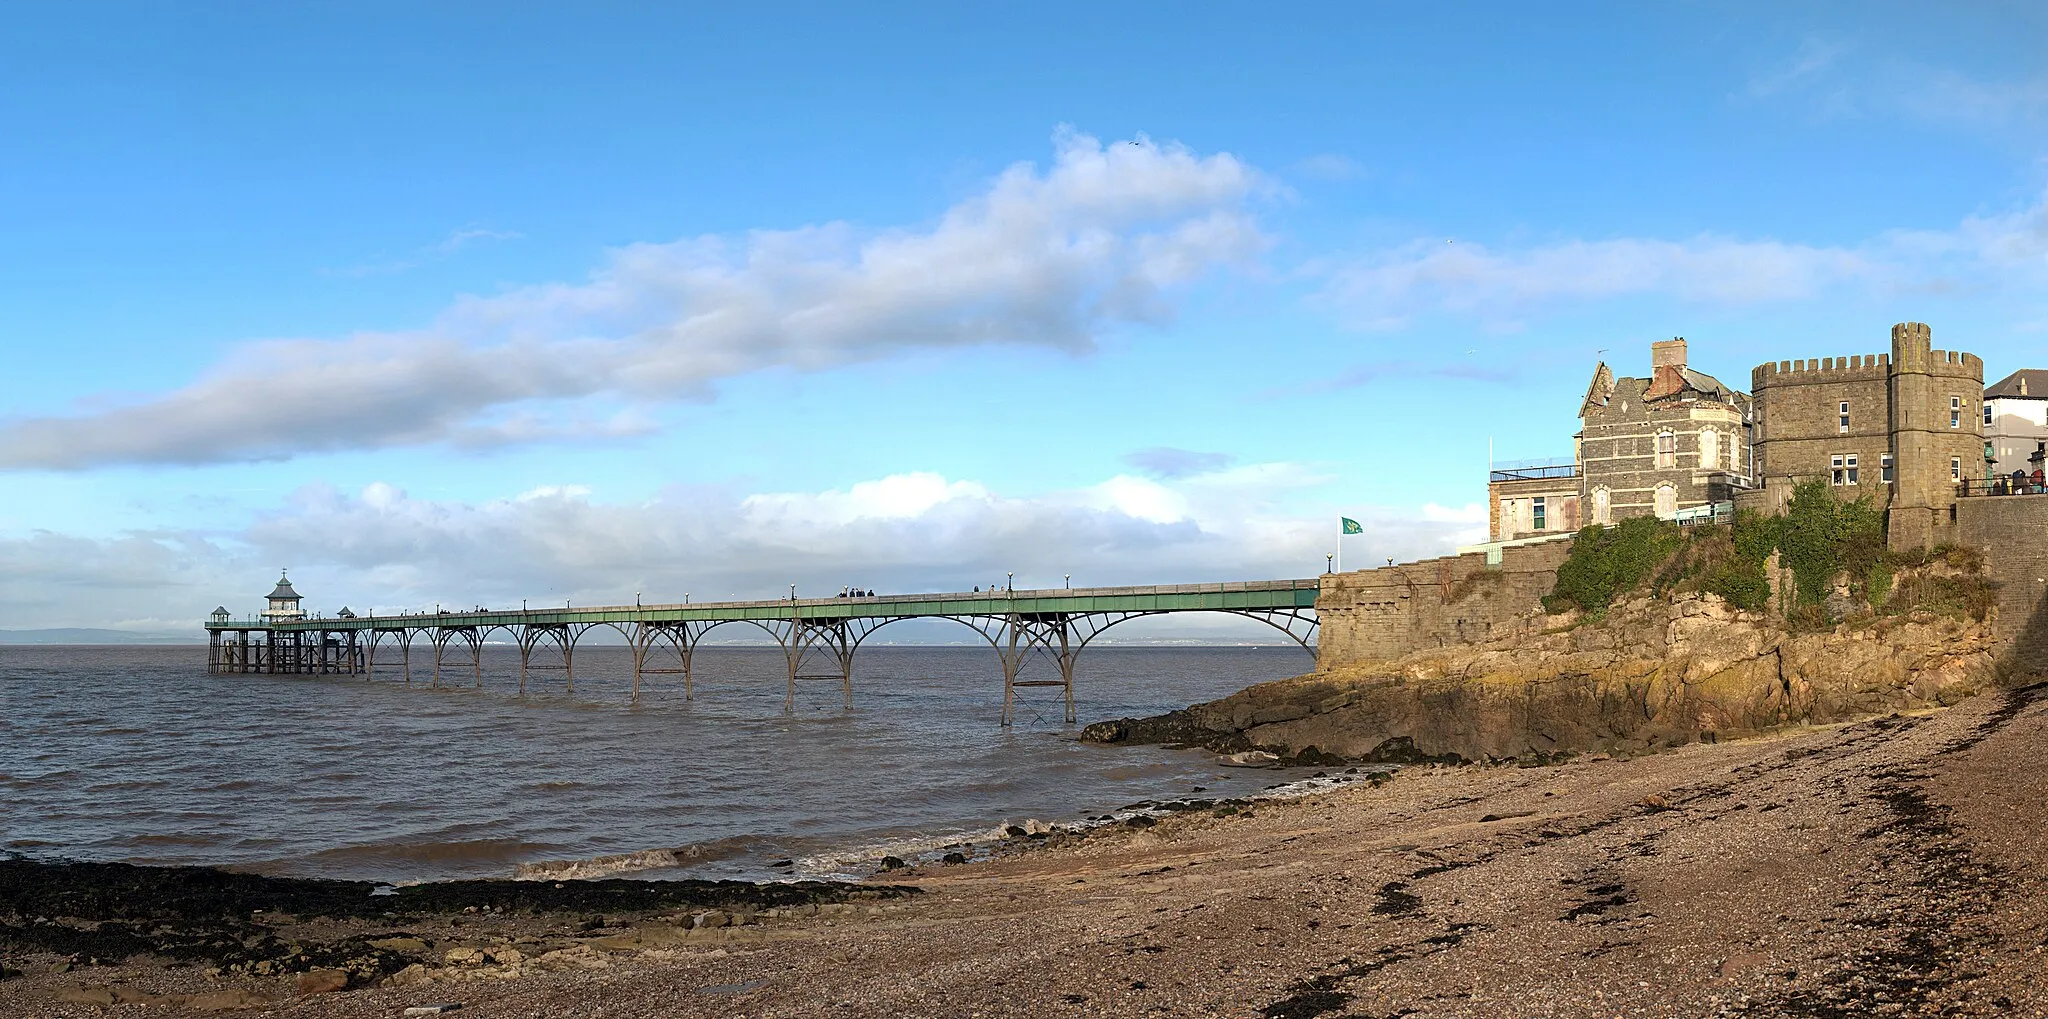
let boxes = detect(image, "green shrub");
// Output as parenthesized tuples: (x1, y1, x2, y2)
(1778, 479, 1884, 606)
(1866, 560, 1894, 606)
(1701, 557, 1772, 611)
(1697, 510, 1778, 611)
(1884, 573, 1995, 622)
(1731, 509, 1780, 564)
(1546, 516, 1684, 612)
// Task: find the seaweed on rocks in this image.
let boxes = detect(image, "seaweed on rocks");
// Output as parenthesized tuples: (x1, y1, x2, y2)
(0, 855, 911, 971)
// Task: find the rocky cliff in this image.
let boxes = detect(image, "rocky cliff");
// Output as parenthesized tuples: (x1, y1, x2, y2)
(1084, 588, 1999, 763)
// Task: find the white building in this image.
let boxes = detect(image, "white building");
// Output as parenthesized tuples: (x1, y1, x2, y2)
(260, 572, 306, 621)
(1984, 370, 2048, 477)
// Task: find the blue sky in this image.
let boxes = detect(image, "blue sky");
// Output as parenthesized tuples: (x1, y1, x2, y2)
(3, 2, 2045, 630)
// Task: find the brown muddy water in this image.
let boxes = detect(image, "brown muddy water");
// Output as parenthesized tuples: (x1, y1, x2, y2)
(0, 645, 1318, 884)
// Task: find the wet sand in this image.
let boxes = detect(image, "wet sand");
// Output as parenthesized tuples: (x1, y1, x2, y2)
(5, 683, 2046, 1018)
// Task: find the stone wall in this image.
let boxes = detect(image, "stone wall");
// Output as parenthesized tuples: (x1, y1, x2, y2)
(1314, 538, 1571, 671)
(1955, 494, 2048, 674)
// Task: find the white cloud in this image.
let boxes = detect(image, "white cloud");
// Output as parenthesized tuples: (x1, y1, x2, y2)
(1320, 191, 2048, 328)
(0, 465, 1470, 631)
(323, 225, 524, 277)
(2, 130, 1268, 471)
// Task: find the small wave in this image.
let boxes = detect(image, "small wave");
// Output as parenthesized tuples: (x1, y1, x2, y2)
(123, 832, 226, 848)
(302, 837, 552, 868)
(86, 779, 171, 793)
(512, 839, 748, 881)
(794, 824, 1018, 879)
(514, 848, 681, 880)
(0, 770, 77, 788)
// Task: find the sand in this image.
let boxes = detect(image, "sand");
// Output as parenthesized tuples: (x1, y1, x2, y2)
(6, 683, 2046, 1018)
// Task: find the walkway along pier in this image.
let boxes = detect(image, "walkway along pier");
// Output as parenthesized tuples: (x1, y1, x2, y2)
(205, 581, 1321, 725)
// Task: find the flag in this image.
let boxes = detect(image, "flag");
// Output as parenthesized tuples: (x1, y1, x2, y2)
(1341, 517, 1363, 534)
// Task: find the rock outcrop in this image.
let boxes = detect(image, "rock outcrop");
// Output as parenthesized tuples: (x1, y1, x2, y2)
(1085, 590, 1998, 763)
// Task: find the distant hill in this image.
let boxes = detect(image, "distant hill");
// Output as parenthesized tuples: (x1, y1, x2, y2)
(0, 628, 206, 645)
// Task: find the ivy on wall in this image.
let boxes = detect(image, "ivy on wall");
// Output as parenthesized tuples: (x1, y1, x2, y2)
(1779, 479, 1885, 606)
(1544, 516, 1684, 613)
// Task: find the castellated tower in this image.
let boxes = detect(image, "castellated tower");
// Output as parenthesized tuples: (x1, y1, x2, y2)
(1745, 322, 1983, 551)
(1889, 322, 1987, 548)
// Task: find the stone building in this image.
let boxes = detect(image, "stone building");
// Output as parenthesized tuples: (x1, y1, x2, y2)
(1576, 338, 1751, 525)
(1984, 369, 2048, 479)
(1745, 322, 1984, 549)
(1487, 459, 1580, 541)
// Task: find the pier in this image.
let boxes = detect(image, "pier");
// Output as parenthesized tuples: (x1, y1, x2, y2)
(205, 580, 1321, 724)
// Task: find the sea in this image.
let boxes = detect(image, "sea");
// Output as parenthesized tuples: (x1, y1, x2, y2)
(0, 644, 1323, 885)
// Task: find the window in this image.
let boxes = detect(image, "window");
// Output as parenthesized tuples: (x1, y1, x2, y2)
(1653, 484, 1678, 519)
(1831, 454, 1846, 486)
(1845, 454, 1858, 485)
(1591, 487, 1612, 526)
(1656, 431, 1676, 468)
(1881, 453, 1894, 483)
(1986, 403, 1995, 426)
(1839, 401, 1850, 433)
(1951, 395, 1962, 429)
(1952, 457, 1962, 482)
(1532, 497, 1546, 531)
(1699, 429, 1719, 471)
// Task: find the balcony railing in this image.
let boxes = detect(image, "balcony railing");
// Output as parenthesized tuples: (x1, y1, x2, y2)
(1957, 476, 2048, 498)
(1489, 456, 1579, 483)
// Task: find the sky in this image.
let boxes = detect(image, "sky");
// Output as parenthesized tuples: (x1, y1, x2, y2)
(2, 2, 2046, 634)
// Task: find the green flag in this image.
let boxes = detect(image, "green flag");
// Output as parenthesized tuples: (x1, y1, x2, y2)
(1341, 517, 1363, 534)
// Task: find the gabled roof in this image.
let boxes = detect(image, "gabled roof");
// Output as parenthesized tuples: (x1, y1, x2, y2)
(1580, 362, 1616, 415)
(211, 606, 229, 615)
(1679, 368, 1740, 401)
(1986, 370, 2048, 400)
(1645, 365, 1743, 402)
(267, 574, 301, 601)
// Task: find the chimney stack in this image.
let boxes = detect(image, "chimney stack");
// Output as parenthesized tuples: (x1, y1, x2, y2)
(1651, 338, 1687, 373)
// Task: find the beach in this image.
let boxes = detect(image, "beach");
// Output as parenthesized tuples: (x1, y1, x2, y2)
(6, 682, 2043, 1017)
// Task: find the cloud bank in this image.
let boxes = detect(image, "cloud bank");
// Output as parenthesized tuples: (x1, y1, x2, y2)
(0, 130, 1267, 470)
(0, 464, 1484, 631)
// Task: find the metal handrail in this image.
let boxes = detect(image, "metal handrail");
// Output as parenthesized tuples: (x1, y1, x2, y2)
(204, 578, 1327, 629)
(1958, 477, 2048, 498)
